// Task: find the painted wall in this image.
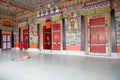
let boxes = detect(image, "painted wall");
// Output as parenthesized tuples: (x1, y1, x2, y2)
(115, 1, 120, 53)
(13, 28, 19, 48)
(29, 17, 38, 48)
(65, 6, 81, 51)
(13, 1, 120, 55)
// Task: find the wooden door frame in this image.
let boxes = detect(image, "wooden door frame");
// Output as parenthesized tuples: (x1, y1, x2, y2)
(85, 13, 111, 56)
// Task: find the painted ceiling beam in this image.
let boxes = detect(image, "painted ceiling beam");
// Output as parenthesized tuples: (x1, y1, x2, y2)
(31, 0, 52, 8)
(0, 0, 33, 12)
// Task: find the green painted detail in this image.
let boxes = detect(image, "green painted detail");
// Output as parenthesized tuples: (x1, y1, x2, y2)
(51, 15, 62, 22)
(37, 19, 45, 24)
(68, 6, 76, 15)
(0, 3, 3, 5)
(117, 35, 120, 39)
(115, 1, 120, 7)
(18, 22, 27, 28)
(36, 14, 61, 24)
(82, 6, 111, 16)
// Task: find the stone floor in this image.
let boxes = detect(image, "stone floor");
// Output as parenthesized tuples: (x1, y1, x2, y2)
(0, 50, 120, 80)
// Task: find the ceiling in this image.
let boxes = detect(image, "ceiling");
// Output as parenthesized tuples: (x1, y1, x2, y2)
(0, 0, 58, 17)
(4, 0, 53, 11)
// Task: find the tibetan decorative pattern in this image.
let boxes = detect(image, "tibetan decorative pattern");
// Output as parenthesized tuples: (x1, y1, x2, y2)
(14, 28, 19, 45)
(18, 20, 27, 28)
(2, 31, 11, 35)
(2, 0, 52, 10)
(115, 0, 120, 12)
(2, 19, 12, 27)
(82, 0, 111, 15)
(51, 13, 62, 22)
(36, 13, 62, 24)
(1, 26, 13, 31)
(36, 18, 46, 24)
(0, 1, 25, 18)
(115, 10, 120, 46)
(65, 6, 81, 49)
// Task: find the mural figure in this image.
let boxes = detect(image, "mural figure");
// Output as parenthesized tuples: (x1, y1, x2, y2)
(65, 6, 81, 46)
(68, 10, 77, 33)
(29, 18, 38, 44)
(14, 28, 19, 44)
(115, 1, 120, 47)
(69, 11, 77, 32)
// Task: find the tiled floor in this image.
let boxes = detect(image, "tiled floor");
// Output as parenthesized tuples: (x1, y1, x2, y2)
(0, 50, 120, 80)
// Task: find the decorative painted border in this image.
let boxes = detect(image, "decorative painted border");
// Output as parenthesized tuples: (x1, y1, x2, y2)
(82, 1, 111, 16)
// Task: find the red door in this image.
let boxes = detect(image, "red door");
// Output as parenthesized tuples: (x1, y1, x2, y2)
(43, 26, 52, 49)
(23, 28, 28, 49)
(90, 18, 106, 53)
(52, 24, 61, 50)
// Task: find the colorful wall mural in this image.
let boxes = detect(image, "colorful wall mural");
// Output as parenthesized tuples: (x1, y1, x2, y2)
(115, 0, 120, 52)
(82, 0, 111, 16)
(29, 17, 38, 48)
(10, 0, 120, 57)
(14, 28, 19, 48)
(65, 6, 81, 50)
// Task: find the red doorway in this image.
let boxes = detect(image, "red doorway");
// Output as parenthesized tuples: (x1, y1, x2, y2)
(43, 26, 52, 50)
(23, 28, 28, 50)
(52, 24, 61, 50)
(90, 17, 106, 53)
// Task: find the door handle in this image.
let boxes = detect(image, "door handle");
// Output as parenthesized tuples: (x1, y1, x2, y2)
(96, 32, 100, 44)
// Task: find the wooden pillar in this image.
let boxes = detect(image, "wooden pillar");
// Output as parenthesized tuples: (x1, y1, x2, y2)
(62, 18, 66, 50)
(110, 9, 117, 52)
(19, 28, 21, 44)
(81, 15, 85, 51)
(0, 29, 1, 48)
(37, 24, 40, 49)
(12, 31, 14, 47)
(28, 25, 30, 48)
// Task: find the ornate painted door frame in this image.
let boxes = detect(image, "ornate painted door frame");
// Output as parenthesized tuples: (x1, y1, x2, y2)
(85, 13, 111, 56)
